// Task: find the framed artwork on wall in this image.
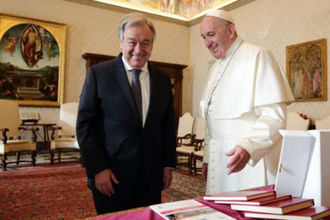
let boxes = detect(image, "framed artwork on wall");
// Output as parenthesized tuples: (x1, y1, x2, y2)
(0, 14, 66, 107)
(286, 38, 327, 102)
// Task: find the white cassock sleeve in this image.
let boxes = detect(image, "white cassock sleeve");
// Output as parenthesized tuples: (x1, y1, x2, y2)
(236, 103, 287, 166)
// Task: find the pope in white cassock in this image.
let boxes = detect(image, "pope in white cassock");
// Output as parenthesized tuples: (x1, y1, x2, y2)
(199, 10, 295, 195)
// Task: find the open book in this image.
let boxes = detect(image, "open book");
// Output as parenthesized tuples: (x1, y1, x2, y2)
(20, 112, 40, 123)
(150, 199, 235, 220)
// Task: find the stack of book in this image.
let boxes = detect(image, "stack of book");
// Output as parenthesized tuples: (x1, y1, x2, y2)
(203, 190, 330, 219)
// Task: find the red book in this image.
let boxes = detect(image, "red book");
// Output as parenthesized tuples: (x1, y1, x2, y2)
(214, 194, 292, 206)
(203, 190, 275, 201)
(244, 206, 330, 219)
(231, 198, 314, 214)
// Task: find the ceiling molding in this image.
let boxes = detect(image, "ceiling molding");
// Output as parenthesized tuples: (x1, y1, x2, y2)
(64, 0, 254, 27)
(187, 0, 254, 26)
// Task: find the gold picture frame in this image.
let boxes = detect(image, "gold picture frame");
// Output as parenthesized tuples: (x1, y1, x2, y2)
(286, 38, 327, 102)
(0, 14, 66, 107)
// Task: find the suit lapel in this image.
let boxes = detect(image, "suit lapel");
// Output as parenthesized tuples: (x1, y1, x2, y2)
(113, 55, 141, 120)
(144, 63, 158, 128)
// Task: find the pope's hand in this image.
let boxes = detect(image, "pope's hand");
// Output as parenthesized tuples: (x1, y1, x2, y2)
(225, 145, 250, 175)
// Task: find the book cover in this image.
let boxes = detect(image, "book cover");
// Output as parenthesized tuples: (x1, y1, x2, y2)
(214, 194, 292, 206)
(203, 190, 275, 201)
(303, 130, 330, 206)
(231, 198, 314, 214)
(244, 206, 330, 220)
(149, 199, 235, 220)
(275, 130, 316, 197)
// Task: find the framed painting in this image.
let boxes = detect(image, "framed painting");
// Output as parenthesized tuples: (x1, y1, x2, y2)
(286, 38, 327, 102)
(0, 14, 66, 107)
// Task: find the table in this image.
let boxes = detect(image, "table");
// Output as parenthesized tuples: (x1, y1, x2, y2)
(20, 123, 56, 150)
(77, 201, 248, 220)
(77, 185, 275, 220)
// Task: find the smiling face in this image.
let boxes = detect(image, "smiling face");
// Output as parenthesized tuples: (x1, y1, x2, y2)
(200, 16, 236, 59)
(120, 24, 153, 69)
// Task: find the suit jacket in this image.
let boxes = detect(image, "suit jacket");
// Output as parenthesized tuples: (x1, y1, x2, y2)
(76, 53, 177, 200)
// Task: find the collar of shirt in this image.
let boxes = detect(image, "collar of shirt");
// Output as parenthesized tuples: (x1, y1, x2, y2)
(223, 36, 243, 60)
(121, 56, 149, 85)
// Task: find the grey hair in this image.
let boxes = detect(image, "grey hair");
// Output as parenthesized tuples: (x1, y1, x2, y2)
(118, 12, 156, 43)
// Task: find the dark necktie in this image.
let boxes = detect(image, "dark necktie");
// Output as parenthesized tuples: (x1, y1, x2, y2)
(131, 69, 142, 120)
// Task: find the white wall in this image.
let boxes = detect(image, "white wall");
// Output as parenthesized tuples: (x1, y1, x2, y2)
(190, 0, 330, 124)
(0, 0, 190, 123)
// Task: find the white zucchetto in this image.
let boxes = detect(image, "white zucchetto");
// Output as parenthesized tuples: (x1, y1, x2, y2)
(205, 9, 235, 24)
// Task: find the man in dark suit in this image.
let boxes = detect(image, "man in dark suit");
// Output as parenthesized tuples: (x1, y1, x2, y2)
(76, 12, 177, 214)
